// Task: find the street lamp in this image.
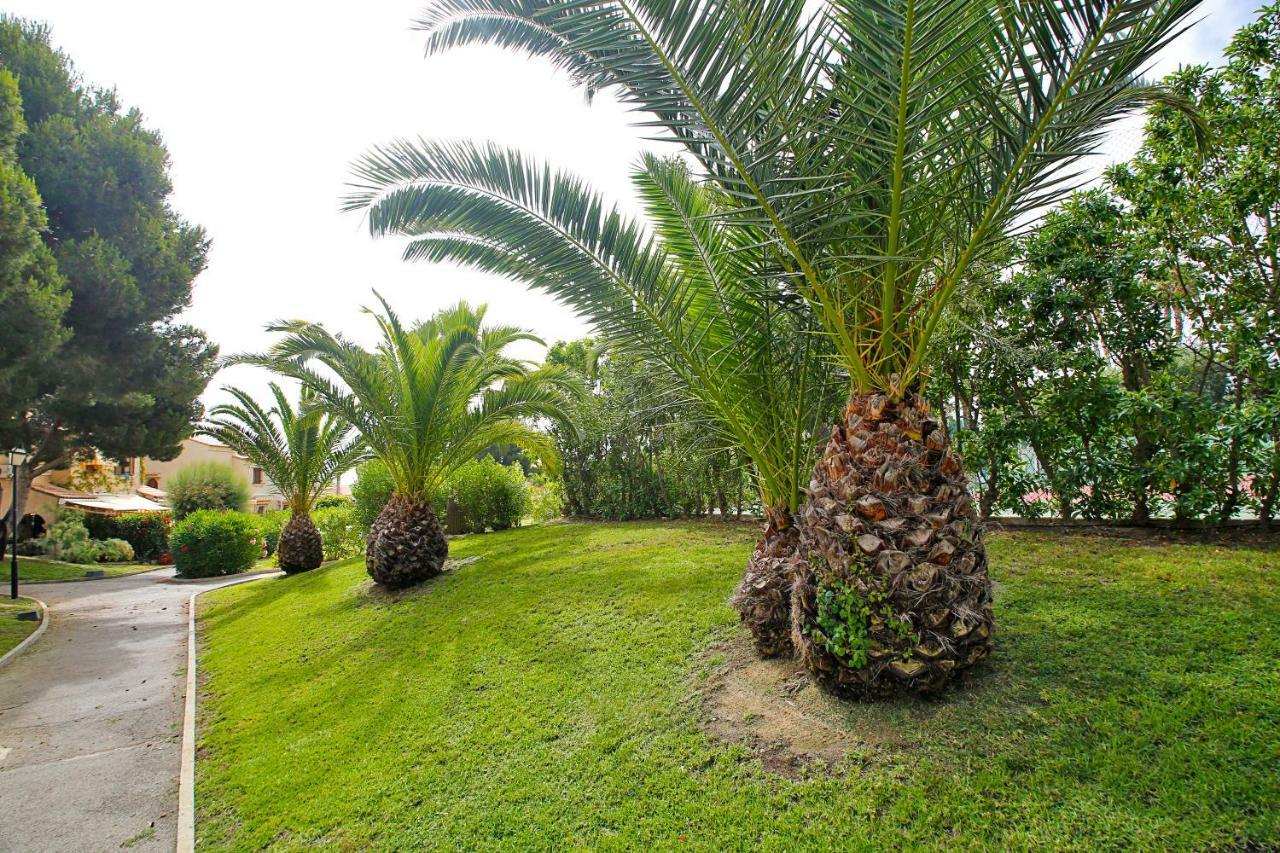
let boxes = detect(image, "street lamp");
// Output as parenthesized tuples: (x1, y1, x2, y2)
(7, 448, 29, 600)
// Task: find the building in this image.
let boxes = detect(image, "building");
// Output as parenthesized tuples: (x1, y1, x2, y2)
(2, 437, 344, 530)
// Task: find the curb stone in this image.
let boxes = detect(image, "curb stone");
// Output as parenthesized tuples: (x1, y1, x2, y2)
(177, 571, 282, 853)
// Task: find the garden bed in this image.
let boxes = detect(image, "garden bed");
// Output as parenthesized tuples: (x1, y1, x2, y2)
(194, 522, 1280, 849)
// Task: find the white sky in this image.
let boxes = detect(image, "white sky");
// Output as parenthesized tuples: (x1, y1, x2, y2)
(1, 0, 1260, 414)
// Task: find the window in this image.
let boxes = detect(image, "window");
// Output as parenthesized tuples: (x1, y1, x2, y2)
(252, 467, 263, 485)
(146, 477, 159, 489)
(256, 505, 265, 515)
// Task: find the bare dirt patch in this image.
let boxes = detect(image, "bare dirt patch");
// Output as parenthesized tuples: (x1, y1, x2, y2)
(699, 635, 904, 778)
(348, 556, 481, 606)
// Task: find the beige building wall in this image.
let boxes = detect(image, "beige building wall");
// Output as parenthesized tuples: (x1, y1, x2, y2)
(5, 436, 344, 521)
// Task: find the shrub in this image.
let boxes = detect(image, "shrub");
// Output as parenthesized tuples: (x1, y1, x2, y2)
(82, 512, 170, 560)
(249, 510, 288, 558)
(314, 494, 352, 510)
(352, 460, 396, 534)
(41, 510, 98, 564)
(95, 538, 135, 563)
(167, 462, 250, 520)
(449, 458, 528, 533)
(528, 477, 565, 522)
(170, 510, 262, 578)
(313, 504, 363, 561)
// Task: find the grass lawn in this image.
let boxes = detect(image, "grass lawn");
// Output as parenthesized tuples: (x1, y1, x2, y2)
(0, 597, 42, 658)
(13, 556, 165, 583)
(195, 522, 1280, 850)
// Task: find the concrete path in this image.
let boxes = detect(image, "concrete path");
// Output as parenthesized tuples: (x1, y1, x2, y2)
(0, 569, 257, 852)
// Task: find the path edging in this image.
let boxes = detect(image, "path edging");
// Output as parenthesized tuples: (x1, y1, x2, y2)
(177, 571, 281, 853)
(0, 596, 48, 669)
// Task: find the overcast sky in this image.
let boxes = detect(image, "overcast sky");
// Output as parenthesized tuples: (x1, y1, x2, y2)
(2, 0, 1260, 412)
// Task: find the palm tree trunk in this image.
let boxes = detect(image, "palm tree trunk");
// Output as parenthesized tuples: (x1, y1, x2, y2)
(367, 495, 448, 588)
(731, 503, 800, 658)
(279, 511, 323, 574)
(792, 392, 995, 697)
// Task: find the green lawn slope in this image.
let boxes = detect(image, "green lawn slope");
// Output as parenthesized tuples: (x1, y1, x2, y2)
(195, 521, 1280, 850)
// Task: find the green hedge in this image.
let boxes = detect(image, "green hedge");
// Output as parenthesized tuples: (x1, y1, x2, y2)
(170, 510, 262, 578)
(313, 504, 363, 561)
(449, 458, 528, 533)
(82, 512, 170, 560)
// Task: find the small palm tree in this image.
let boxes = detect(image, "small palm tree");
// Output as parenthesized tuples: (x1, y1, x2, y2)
(352, 0, 1201, 693)
(237, 297, 578, 589)
(347, 150, 844, 654)
(200, 385, 365, 573)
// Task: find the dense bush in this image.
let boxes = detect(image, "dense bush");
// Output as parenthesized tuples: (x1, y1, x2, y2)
(94, 538, 135, 562)
(314, 494, 352, 510)
(449, 458, 528, 532)
(82, 512, 170, 560)
(351, 460, 396, 534)
(167, 462, 251, 520)
(313, 504, 363, 561)
(170, 510, 262, 578)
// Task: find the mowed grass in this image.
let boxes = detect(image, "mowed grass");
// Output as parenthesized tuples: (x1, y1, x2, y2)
(15, 556, 163, 583)
(0, 597, 41, 657)
(195, 522, 1280, 850)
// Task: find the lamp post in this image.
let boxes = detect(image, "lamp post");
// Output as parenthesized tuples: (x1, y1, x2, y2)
(8, 448, 29, 600)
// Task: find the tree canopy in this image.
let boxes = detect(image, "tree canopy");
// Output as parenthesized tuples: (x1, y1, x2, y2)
(0, 17, 216, 513)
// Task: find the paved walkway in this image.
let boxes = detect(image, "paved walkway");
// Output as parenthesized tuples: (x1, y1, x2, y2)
(0, 569, 254, 852)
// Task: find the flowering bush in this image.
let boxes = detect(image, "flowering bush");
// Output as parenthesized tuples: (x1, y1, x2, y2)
(170, 510, 261, 578)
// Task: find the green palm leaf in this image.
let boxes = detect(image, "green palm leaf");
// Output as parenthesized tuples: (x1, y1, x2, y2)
(231, 297, 581, 503)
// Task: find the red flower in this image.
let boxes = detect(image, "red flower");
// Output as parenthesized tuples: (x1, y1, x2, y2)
(180, 545, 188, 552)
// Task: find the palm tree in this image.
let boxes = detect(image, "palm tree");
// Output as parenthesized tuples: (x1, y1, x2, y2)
(200, 385, 365, 573)
(197, 384, 366, 571)
(236, 297, 577, 589)
(349, 0, 1201, 693)
(347, 150, 844, 655)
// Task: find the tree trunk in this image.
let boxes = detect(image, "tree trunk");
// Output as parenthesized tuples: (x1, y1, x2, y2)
(366, 495, 448, 588)
(278, 512, 323, 574)
(731, 503, 800, 658)
(792, 393, 995, 698)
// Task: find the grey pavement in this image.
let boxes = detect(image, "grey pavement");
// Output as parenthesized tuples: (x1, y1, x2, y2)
(0, 568, 251, 852)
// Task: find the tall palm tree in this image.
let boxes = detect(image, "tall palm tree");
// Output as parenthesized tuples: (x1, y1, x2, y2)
(349, 0, 1203, 694)
(236, 297, 578, 589)
(347, 151, 844, 655)
(200, 384, 366, 573)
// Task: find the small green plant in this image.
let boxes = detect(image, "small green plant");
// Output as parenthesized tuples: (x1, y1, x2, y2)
(170, 510, 261, 578)
(94, 538, 135, 562)
(810, 580, 872, 668)
(314, 494, 352, 510)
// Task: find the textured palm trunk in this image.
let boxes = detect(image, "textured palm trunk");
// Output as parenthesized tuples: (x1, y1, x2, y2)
(732, 504, 800, 658)
(278, 512, 323, 574)
(366, 495, 448, 588)
(792, 393, 995, 697)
